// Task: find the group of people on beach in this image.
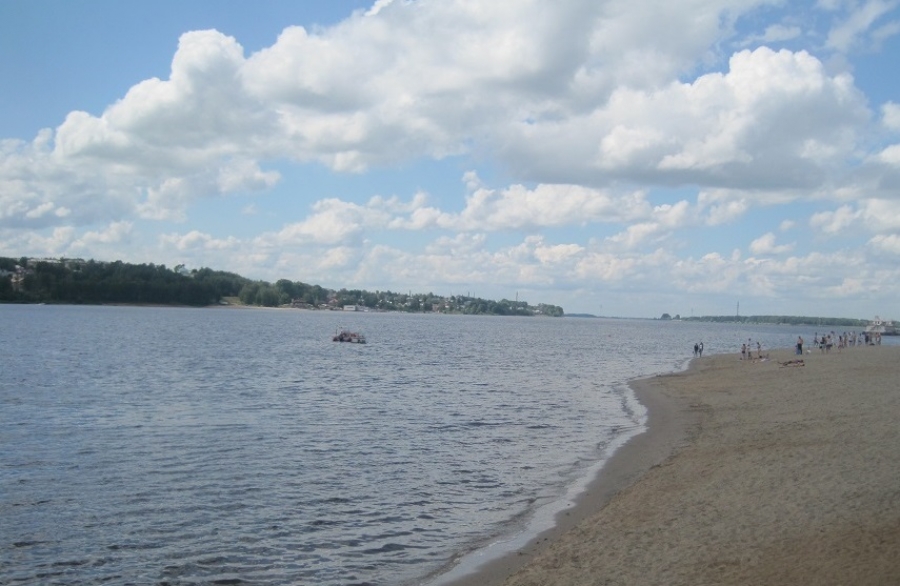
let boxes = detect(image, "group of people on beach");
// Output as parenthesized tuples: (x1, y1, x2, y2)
(734, 330, 881, 362)
(693, 341, 704, 357)
(812, 331, 873, 352)
(741, 339, 764, 360)
(783, 330, 878, 358)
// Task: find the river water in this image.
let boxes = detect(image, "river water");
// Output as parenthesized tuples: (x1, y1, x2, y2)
(0, 305, 860, 585)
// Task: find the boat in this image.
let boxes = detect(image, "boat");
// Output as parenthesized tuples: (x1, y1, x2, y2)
(332, 328, 366, 343)
(864, 316, 897, 336)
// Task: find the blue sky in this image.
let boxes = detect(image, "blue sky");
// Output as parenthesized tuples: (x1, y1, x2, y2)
(2, 0, 899, 318)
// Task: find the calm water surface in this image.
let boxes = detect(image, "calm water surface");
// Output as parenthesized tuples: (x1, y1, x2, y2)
(0, 305, 867, 585)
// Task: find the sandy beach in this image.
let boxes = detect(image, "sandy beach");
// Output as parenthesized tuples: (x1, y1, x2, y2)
(442, 344, 900, 586)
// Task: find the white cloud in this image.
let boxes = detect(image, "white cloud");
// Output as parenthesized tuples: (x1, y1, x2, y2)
(884, 102, 900, 130)
(426, 233, 488, 256)
(697, 189, 751, 225)
(79, 221, 133, 246)
(2, 29, 283, 230)
(825, 0, 900, 52)
(859, 198, 900, 230)
(505, 46, 869, 190)
(25, 202, 57, 219)
(810, 204, 860, 233)
(533, 241, 584, 265)
(814, 197, 900, 237)
(869, 233, 900, 253)
(606, 222, 665, 250)
(217, 159, 281, 193)
(266, 199, 373, 246)
(877, 144, 900, 163)
(605, 200, 693, 249)
(575, 252, 639, 282)
(62, 221, 135, 259)
(0, 3, 877, 234)
(671, 252, 742, 294)
(375, 178, 658, 232)
(749, 232, 795, 255)
(658, 48, 863, 173)
(14, 227, 77, 257)
(365, 0, 395, 17)
(762, 24, 803, 43)
(454, 183, 653, 231)
(159, 230, 240, 251)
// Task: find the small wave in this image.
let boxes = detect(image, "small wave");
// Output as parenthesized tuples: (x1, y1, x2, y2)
(360, 542, 426, 554)
(12, 540, 47, 548)
(463, 420, 509, 427)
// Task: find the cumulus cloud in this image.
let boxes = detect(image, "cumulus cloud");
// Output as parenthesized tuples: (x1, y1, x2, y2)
(810, 204, 861, 233)
(868, 233, 900, 253)
(859, 198, 900, 230)
(79, 221, 133, 246)
(505, 46, 869, 190)
(1, 2, 878, 234)
(4, 0, 900, 316)
(749, 232, 795, 255)
(160, 230, 240, 251)
(266, 199, 376, 246)
(228, 175, 660, 256)
(533, 241, 585, 264)
(575, 251, 640, 282)
(2, 29, 282, 229)
(453, 183, 654, 231)
(876, 144, 900, 164)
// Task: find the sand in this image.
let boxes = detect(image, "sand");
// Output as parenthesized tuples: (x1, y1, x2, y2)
(439, 344, 900, 586)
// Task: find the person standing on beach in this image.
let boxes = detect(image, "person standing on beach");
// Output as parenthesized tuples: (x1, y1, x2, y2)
(741, 343, 747, 360)
(797, 336, 804, 355)
(699, 342, 704, 357)
(694, 342, 699, 357)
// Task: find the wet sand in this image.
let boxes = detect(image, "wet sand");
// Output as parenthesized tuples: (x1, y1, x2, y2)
(439, 345, 900, 586)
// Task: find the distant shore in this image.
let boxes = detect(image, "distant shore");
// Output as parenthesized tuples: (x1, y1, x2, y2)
(438, 345, 900, 586)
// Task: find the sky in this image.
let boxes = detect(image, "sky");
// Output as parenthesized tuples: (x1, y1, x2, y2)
(2, 0, 899, 318)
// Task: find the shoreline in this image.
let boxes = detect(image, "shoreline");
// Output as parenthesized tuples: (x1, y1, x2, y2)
(428, 356, 706, 586)
(434, 345, 900, 585)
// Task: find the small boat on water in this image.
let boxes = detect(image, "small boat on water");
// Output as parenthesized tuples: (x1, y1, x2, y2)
(333, 328, 366, 343)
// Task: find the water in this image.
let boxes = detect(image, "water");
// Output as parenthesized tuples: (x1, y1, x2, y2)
(0, 305, 875, 585)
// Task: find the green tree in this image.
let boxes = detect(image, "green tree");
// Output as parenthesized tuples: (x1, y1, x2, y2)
(276, 279, 298, 300)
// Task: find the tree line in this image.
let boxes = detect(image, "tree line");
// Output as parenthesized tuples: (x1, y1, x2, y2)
(0, 257, 245, 306)
(0, 257, 564, 316)
(680, 314, 868, 327)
